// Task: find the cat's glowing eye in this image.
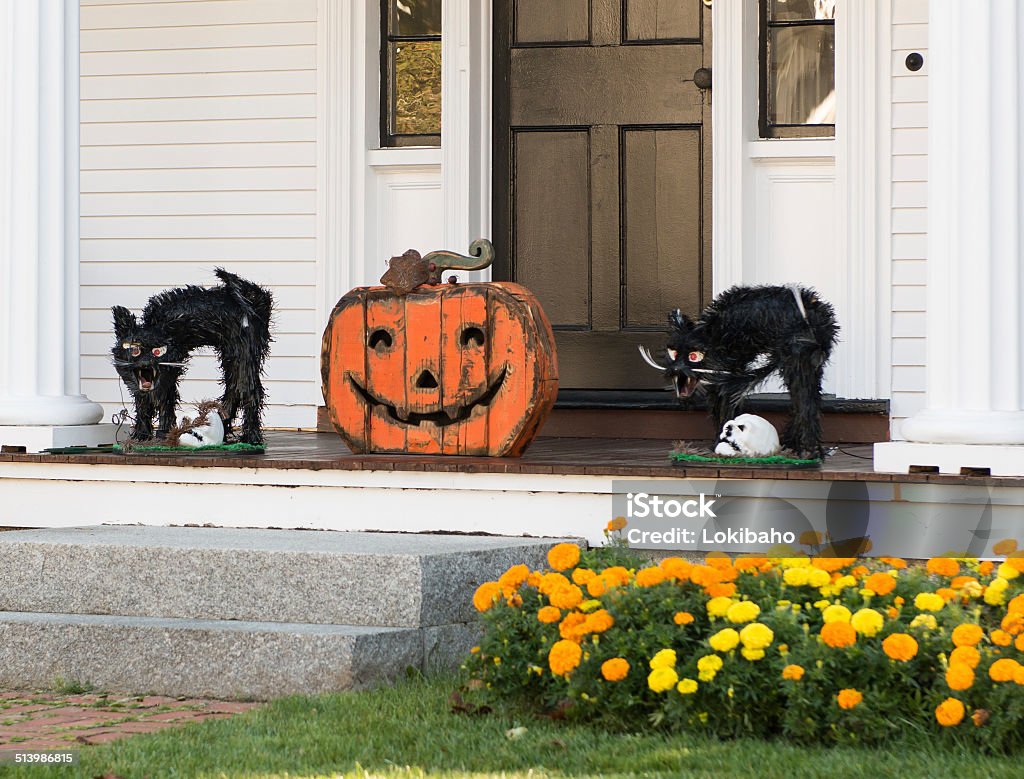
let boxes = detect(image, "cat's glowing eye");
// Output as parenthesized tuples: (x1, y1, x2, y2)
(152, 346, 167, 357)
(129, 345, 142, 357)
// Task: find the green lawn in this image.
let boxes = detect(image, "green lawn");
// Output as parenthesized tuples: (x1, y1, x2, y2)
(8, 674, 1019, 779)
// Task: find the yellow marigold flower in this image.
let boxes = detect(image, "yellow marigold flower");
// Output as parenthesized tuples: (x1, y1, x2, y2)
(984, 585, 1007, 606)
(726, 601, 761, 624)
(538, 606, 561, 624)
(559, 612, 589, 642)
(709, 628, 740, 653)
(782, 664, 805, 681)
(950, 645, 981, 669)
(635, 566, 667, 587)
(649, 648, 677, 670)
(548, 639, 583, 676)
(808, 568, 832, 588)
(473, 581, 501, 612)
(579, 598, 602, 613)
(821, 621, 857, 649)
(927, 558, 960, 577)
(864, 572, 897, 596)
(914, 592, 945, 612)
(677, 678, 699, 695)
(834, 575, 858, 592)
(783, 567, 810, 587)
(990, 658, 1021, 683)
(739, 623, 774, 651)
(674, 611, 695, 626)
(601, 657, 629, 682)
(998, 562, 1020, 580)
(991, 629, 1012, 647)
(822, 604, 852, 624)
(648, 666, 679, 693)
(572, 568, 596, 586)
(584, 609, 614, 634)
(549, 584, 584, 611)
(849, 608, 884, 637)
(660, 556, 693, 581)
(935, 697, 965, 727)
(707, 596, 734, 618)
(951, 623, 984, 647)
(910, 614, 937, 631)
(547, 543, 581, 572)
(946, 662, 975, 691)
(741, 647, 765, 661)
(882, 633, 919, 662)
(836, 689, 863, 710)
(697, 654, 723, 681)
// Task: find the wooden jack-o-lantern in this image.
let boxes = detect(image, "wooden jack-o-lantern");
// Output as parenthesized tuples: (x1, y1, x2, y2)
(321, 240, 558, 456)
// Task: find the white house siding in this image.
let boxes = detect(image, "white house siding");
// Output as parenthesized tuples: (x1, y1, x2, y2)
(78, 0, 320, 430)
(889, 0, 928, 435)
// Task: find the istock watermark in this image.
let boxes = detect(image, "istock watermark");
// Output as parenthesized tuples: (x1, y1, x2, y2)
(611, 478, 1023, 557)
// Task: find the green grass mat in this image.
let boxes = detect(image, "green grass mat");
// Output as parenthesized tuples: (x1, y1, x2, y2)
(114, 442, 266, 454)
(671, 451, 820, 466)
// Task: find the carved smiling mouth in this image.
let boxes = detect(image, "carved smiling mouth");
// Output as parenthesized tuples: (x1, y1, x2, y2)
(349, 368, 507, 427)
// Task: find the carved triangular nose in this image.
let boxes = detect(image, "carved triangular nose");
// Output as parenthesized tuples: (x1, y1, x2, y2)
(415, 369, 438, 389)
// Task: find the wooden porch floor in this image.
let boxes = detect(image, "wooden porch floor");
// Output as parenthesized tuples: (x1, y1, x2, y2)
(1, 430, 1020, 487)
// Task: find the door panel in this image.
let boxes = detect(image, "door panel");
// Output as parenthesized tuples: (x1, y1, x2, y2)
(494, 0, 711, 390)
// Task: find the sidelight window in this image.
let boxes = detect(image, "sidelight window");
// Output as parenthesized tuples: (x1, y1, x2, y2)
(381, 0, 442, 147)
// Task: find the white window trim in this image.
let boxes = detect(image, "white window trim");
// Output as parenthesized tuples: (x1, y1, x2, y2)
(712, 0, 891, 400)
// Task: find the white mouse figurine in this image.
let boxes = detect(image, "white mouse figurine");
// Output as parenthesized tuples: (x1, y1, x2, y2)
(172, 400, 226, 448)
(714, 414, 781, 458)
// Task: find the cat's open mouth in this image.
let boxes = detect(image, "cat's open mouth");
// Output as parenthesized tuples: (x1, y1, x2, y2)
(135, 367, 157, 392)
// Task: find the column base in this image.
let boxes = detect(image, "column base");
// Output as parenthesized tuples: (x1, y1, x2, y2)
(874, 441, 1024, 476)
(0, 424, 119, 454)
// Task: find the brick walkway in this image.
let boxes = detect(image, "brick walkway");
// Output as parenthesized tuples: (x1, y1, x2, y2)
(0, 691, 260, 752)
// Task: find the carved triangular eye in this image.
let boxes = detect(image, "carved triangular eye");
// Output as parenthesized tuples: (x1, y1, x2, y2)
(688, 351, 704, 363)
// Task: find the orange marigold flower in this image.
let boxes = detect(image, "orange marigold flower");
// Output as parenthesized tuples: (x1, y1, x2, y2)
(527, 571, 543, 588)
(820, 621, 857, 649)
(674, 611, 695, 626)
(950, 645, 981, 669)
(946, 663, 975, 691)
(879, 556, 908, 570)
(734, 556, 769, 572)
(1015, 634, 1024, 653)
(586, 577, 607, 597)
(607, 516, 628, 532)
(549, 584, 584, 611)
(864, 572, 897, 596)
(936, 587, 957, 602)
(979, 561, 995, 576)
(1001, 612, 1024, 635)
(935, 697, 965, 727)
(706, 582, 738, 598)
(1015, 666, 1024, 685)
(548, 639, 583, 676)
(991, 629, 1012, 647)
(572, 568, 596, 586)
(887, 606, 900, 619)
(836, 689, 863, 709)
(547, 543, 581, 572)
(950, 575, 979, 590)
(601, 657, 629, 682)
(811, 557, 853, 573)
(559, 612, 589, 642)
(659, 557, 693, 581)
(782, 664, 805, 681)
(1006, 553, 1024, 573)
(952, 623, 984, 647)
(992, 538, 1018, 556)
(636, 566, 667, 587)
(882, 633, 919, 662)
(989, 658, 1021, 683)
(601, 566, 632, 588)
(538, 572, 571, 595)
(498, 564, 530, 593)
(1008, 594, 1024, 614)
(851, 565, 870, 578)
(585, 609, 615, 634)
(705, 552, 733, 570)
(473, 581, 501, 612)
(689, 565, 722, 587)
(927, 557, 960, 577)
(894, 596, 905, 606)
(538, 606, 561, 624)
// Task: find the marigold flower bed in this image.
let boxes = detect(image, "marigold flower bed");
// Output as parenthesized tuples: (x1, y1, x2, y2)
(465, 543, 1024, 752)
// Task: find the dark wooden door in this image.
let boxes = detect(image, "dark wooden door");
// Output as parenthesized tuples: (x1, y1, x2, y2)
(493, 0, 712, 390)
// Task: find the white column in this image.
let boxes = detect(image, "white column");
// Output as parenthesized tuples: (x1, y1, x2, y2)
(875, 1, 1024, 474)
(0, 0, 113, 452)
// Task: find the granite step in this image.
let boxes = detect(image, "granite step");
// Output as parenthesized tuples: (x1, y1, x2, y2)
(0, 526, 562, 628)
(0, 611, 475, 700)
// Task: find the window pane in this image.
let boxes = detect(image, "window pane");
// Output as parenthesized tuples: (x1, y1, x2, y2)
(392, 40, 442, 135)
(391, 0, 442, 36)
(769, 0, 835, 22)
(767, 25, 835, 125)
